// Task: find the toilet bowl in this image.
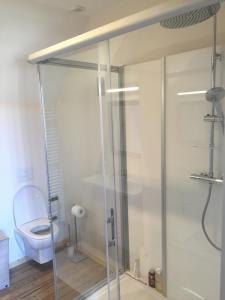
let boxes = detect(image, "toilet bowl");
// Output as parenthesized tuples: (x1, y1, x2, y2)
(13, 185, 59, 264)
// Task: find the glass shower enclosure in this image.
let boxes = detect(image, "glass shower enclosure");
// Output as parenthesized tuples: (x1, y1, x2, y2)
(33, 1, 225, 300)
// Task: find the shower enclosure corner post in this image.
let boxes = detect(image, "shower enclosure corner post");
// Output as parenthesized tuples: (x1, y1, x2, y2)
(37, 64, 59, 300)
(161, 56, 167, 297)
(118, 66, 130, 273)
(220, 43, 225, 300)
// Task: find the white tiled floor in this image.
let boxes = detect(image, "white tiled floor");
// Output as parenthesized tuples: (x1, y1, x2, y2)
(88, 274, 166, 300)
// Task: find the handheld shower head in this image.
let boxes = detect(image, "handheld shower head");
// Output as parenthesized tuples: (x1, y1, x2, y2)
(206, 87, 225, 102)
(206, 87, 225, 132)
(160, 3, 220, 29)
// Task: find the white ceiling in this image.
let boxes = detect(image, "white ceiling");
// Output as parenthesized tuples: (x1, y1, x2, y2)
(31, 0, 125, 15)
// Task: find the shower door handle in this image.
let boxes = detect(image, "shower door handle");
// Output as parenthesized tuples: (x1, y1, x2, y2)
(107, 208, 116, 247)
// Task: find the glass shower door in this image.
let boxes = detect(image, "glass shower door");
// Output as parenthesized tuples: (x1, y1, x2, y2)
(38, 41, 120, 300)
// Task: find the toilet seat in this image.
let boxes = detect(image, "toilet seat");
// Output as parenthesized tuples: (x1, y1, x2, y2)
(18, 218, 58, 240)
(16, 217, 59, 250)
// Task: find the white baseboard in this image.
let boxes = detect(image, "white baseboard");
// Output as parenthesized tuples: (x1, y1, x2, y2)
(9, 256, 30, 269)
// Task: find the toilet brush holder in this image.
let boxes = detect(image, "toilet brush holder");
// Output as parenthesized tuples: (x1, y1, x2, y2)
(70, 216, 86, 263)
(69, 205, 86, 263)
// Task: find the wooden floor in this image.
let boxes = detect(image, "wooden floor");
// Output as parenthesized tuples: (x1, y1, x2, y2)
(0, 261, 77, 300)
(0, 253, 106, 300)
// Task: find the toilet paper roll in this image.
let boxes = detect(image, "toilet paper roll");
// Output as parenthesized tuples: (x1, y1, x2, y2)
(71, 205, 85, 218)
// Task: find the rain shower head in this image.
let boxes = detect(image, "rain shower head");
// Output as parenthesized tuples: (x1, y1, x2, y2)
(160, 3, 220, 29)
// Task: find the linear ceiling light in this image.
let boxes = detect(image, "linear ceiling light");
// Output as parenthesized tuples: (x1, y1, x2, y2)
(106, 87, 139, 93)
(177, 90, 207, 96)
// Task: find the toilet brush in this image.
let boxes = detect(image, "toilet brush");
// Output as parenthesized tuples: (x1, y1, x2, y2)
(66, 224, 74, 257)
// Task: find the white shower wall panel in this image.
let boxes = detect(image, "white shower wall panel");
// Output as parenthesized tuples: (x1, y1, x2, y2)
(124, 59, 162, 282)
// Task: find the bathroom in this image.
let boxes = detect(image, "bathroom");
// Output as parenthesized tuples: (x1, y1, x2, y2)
(0, 0, 225, 300)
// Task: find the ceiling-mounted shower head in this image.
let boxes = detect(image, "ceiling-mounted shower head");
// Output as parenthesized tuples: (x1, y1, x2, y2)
(160, 3, 220, 29)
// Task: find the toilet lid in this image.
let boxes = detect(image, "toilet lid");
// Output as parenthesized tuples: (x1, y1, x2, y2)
(18, 218, 58, 240)
(13, 185, 48, 227)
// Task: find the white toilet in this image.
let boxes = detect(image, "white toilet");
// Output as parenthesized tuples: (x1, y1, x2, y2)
(13, 185, 59, 264)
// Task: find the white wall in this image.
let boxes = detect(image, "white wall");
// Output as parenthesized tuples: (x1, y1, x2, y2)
(0, 0, 87, 266)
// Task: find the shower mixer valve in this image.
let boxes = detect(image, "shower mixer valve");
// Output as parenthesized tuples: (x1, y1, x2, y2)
(204, 114, 224, 123)
(190, 173, 223, 184)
